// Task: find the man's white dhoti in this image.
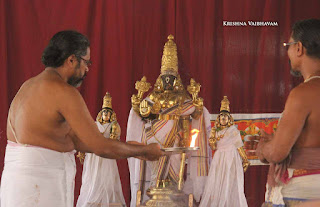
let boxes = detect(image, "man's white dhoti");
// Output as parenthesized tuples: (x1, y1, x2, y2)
(264, 169, 320, 206)
(1, 141, 76, 207)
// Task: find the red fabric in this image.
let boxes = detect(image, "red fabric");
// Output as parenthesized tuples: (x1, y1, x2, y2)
(1, 0, 320, 206)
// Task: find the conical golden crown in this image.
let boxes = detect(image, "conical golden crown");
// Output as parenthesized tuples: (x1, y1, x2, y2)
(161, 35, 178, 76)
(102, 92, 112, 109)
(220, 96, 230, 112)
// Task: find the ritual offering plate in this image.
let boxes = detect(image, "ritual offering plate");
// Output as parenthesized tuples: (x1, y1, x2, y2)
(161, 147, 199, 154)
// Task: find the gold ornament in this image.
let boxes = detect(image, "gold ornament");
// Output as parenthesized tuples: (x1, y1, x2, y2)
(103, 92, 112, 109)
(135, 76, 152, 99)
(131, 76, 152, 114)
(77, 152, 86, 164)
(237, 147, 250, 172)
(173, 75, 184, 92)
(208, 128, 217, 151)
(220, 96, 230, 112)
(187, 78, 201, 101)
(187, 79, 203, 119)
(154, 77, 164, 92)
(109, 122, 121, 140)
(161, 35, 178, 76)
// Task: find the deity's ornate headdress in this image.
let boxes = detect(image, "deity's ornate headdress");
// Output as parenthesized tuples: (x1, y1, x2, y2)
(220, 96, 230, 112)
(160, 35, 178, 76)
(96, 92, 116, 123)
(215, 96, 234, 128)
(102, 92, 112, 110)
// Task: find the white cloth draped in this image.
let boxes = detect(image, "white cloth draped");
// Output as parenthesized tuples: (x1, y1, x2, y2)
(1, 141, 76, 207)
(282, 170, 320, 200)
(265, 169, 320, 206)
(126, 106, 211, 207)
(76, 121, 126, 207)
(199, 125, 248, 207)
(126, 108, 149, 207)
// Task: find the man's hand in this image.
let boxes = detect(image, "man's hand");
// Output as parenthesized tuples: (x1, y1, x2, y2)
(127, 141, 164, 161)
(256, 134, 269, 164)
(255, 130, 273, 164)
(127, 141, 144, 145)
(143, 143, 164, 161)
(259, 129, 273, 142)
(256, 142, 268, 164)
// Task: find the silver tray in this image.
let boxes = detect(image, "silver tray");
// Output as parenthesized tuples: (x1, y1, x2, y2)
(161, 147, 199, 154)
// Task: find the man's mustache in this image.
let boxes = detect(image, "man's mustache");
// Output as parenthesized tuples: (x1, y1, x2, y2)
(77, 74, 87, 83)
(81, 73, 87, 80)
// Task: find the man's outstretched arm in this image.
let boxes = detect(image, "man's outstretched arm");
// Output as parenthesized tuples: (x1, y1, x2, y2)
(58, 84, 164, 160)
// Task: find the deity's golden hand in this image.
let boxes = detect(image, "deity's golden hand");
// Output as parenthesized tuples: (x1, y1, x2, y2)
(140, 100, 151, 117)
(191, 97, 203, 119)
(131, 76, 151, 113)
(193, 97, 204, 108)
(131, 94, 141, 112)
(187, 78, 201, 101)
(208, 128, 217, 150)
(237, 147, 250, 172)
(208, 137, 217, 151)
(187, 79, 203, 118)
(110, 122, 121, 140)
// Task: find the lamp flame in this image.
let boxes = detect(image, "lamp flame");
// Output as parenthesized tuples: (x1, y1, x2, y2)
(190, 129, 199, 147)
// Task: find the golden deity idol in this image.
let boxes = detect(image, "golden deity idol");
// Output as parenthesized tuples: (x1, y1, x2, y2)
(127, 35, 211, 207)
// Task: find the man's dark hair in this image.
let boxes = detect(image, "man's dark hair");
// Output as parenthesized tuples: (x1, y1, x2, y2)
(41, 30, 90, 68)
(292, 19, 320, 59)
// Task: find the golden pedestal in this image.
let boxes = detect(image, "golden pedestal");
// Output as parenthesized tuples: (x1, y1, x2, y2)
(140, 184, 190, 207)
(138, 147, 198, 207)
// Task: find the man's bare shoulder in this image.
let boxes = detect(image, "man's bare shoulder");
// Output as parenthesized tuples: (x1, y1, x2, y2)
(51, 80, 79, 96)
(289, 80, 320, 100)
(288, 82, 313, 100)
(28, 71, 83, 112)
(44, 80, 85, 114)
(49, 81, 83, 109)
(284, 81, 320, 117)
(37, 72, 80, 98)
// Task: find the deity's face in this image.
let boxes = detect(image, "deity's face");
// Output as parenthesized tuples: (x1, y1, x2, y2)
(161, 74, 176, 91)
(219, 113, 230, 126)
(102, 110, 112, 123)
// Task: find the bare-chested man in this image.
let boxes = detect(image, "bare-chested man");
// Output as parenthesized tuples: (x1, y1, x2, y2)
(256, 19, 320, 206)
(0, 30, 163, 207)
